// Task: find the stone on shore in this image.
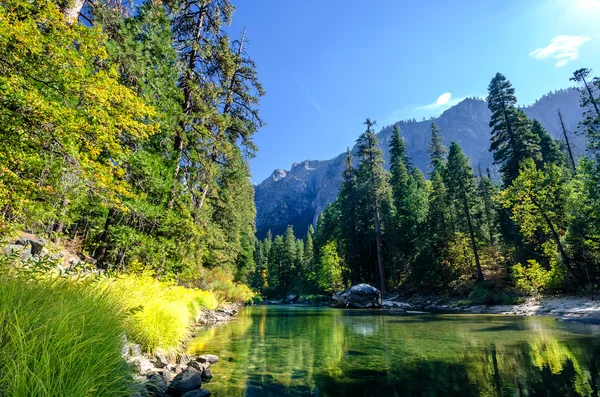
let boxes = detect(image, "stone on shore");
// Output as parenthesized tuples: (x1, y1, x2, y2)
(330, 284, 382, 309)
(145, 373, 169, 396)
(166, 367, 202, 396)
(153, 348, 169, 368)
(197, 354, 219, 364)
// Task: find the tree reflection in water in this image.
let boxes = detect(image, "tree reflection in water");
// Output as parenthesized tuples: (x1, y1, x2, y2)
(188, 306, 600, 397)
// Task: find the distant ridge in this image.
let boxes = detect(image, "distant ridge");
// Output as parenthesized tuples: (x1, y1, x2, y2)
(254, 88, 584, 238)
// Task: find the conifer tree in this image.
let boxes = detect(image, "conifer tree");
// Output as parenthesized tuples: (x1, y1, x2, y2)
(338, 148, 360, 283)
(487, 73, 541, 185)
(571, 68, 600, 151)
(446, 143, 484, 282)
(355, 119, 391, 292)
(531, 120, 565, 167)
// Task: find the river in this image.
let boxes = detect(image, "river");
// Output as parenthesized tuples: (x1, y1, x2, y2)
(188, 305, 600, 396)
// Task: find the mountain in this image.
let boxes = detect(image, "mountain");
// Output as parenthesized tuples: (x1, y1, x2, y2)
(254, 88, 585, 238)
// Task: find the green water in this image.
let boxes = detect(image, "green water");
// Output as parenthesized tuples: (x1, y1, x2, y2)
(189, 305, 600, 396)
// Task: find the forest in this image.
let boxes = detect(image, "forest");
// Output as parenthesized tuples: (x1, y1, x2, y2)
(254, 71, 600, 302)
(0, 0, 261, 286)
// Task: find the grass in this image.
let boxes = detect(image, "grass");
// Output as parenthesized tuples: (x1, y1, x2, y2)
(102, 274, 220, 354)
(0, 273, 132, 397)
(0, 252, 254, 395)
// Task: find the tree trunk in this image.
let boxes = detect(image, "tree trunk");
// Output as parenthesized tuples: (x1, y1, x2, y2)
(462, 184, 484, 282)
(373, 200, 386, 293)
(61, 0, 85, 24)
(582, 77, 600, 118)
(557, 109, 577, 171)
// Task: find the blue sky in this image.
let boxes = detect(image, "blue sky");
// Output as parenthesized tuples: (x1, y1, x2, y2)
(225, 0, 600, 183)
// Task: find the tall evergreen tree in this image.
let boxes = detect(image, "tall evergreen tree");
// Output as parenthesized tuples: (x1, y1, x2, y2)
(531, 120, 565, 168)
(446, 143, 484, 282)
(355, 118, 391, 292)
(571, 68, 600, 151)
(487, 73, 541, 185)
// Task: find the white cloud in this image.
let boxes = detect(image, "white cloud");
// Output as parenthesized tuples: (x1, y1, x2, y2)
(296, 80, 323, 113)
(530, 35, 591, 68)
(416, 92, 457, 111)
(436, 92, 452, 105)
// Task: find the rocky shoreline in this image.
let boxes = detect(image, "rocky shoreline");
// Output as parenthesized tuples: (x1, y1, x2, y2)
(382, 294, 600, 323)
(126, 305, 241, 397)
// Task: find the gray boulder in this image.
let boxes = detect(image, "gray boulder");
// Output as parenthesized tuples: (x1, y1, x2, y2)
(200, 367, 212, 380)
(330, 284, 382, 309)
(153, 348, 169, 368)
(181, 390, 211, 397)
(3, 244, 32, 261)
(166, 367, 202, 396)
(197, 354, 219, 364)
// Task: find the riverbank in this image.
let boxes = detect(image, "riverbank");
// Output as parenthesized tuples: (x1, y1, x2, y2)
(384, 294, 600, 322)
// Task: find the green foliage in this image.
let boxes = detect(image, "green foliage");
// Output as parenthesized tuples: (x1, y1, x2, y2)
(0, 273, 132, 397)
(512, 259, 566, 295)
(317, 241, 344, 294)
(466, 285, 523, 306)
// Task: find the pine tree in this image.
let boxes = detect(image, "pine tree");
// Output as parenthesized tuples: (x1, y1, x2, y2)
(428, 122, 447, 173)
(304, 225, 315, 273)
(531, 120, 565, 167)
(355, 118, 391, 292)
(487, 73, 541, 185)
(338, 148, 360, 283)
(446, 142, 484, 282)
(571, 68, 600, 151)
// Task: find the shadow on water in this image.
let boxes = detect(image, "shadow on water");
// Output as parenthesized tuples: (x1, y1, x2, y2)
(190, 306, 600, 397)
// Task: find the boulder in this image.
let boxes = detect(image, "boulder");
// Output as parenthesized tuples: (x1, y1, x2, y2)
(145, 373, 168, 397)
(153, 348, 169, 368)
(177, 354, 192, 366)
(188, 361, 209, 372)
(283, 294, 300, 304)
(200, 367, 212, 380)
(197, 354, 219, 364)
(3, 244, 31, 261)
(166, 367, 202, 396)
(131, 356, 155, 376)
(180, 390, 211, 397)
(330, 284, 382, 309)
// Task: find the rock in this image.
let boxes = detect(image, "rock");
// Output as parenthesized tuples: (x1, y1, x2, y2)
(330, 284, 382, 309)
(181, 390, 211, 397)
(188, 361, 209, 372)
(3, 244, 32, 261)
(197, 354, 219, 364)
(153, 348, 169, 368)
(177, 354, 192, 366)
(146, 373, 168, 397)
(129, 343, 143, 357)
(283, 294, 300, 304)
(166, 367, 202, 396)
(132, 356, 155, 376)
(200, 367, 213, 380)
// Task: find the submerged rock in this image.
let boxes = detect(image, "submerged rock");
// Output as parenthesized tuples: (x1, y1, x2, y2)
(330, 284, 382, 309)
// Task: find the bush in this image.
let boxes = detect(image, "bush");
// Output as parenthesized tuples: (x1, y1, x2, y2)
(0, 273, 132, 397)
(512, 259, 566, 295)
(467, 284, 523, 306)
(184, 267, 255, 304)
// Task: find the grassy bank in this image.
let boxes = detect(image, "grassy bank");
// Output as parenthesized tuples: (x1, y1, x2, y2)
(0, 257, 254, 396)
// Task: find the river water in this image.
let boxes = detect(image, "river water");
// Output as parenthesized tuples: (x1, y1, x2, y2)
(188, 305, 600, 396)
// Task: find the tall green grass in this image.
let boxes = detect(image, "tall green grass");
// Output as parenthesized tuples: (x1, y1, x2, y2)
(0, 274, 132, 397)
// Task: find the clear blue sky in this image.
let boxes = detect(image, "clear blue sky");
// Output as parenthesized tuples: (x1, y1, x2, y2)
(225, 0, 600, 183)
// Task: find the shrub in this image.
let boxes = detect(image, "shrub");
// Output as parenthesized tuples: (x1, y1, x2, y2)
(185, 267, 255, 304)
(467, 284, 523, 306)
(512, 259, 566, 295)
(0, 273, 132, 397)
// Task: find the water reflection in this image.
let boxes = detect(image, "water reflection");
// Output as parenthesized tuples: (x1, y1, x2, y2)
(188, 306, 600, 396)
